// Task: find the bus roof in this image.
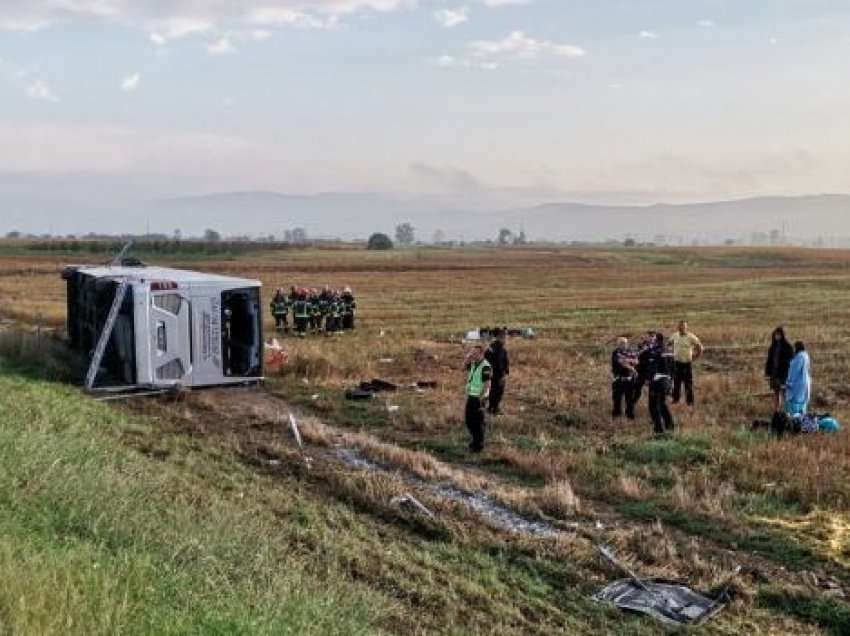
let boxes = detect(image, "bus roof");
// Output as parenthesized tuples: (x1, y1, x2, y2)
(72, 265, 261, 287)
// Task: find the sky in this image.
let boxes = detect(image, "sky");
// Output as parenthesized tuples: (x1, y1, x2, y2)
(2, 0, 850, 219)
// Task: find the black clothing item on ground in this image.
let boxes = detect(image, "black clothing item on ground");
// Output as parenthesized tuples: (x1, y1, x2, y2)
(649, 377, 674, 434)
(672, 362, 694, 405)
(465, 396, 486, 452)
(488, 378, 505, 414)
(485, 341, 510, 378)
(612, 378, 636, 419)
(765, 338, 794, 385)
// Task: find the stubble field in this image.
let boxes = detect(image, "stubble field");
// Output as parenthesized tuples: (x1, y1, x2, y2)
(2, 243, 850, 634)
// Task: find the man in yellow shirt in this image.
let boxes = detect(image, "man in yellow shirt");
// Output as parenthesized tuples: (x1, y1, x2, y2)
(670, 321, 703, 406)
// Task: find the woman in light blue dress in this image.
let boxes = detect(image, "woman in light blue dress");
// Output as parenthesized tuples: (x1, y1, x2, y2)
(785, 341, 811, 416)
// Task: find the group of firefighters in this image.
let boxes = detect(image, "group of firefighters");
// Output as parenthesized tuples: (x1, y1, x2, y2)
(269, 286, 357, 337)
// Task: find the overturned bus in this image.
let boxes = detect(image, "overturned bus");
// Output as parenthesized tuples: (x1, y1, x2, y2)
(63, 263, 263, 390)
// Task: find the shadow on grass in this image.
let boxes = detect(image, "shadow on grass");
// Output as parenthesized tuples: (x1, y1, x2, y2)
(617, 499, 850, 585)
(758, 586, 850, 635)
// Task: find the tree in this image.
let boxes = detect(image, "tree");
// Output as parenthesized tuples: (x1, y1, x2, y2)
(291, 227, 308, 244)
(395, 222, 415, 246)
(498, 228, 513, 245)
(203, 228, 221, 242)
(367, 233, 394, 250)
(5, 231, 21, 239)
(432, 229, 446, 244)
(623, 237, 636, 248)
(513, 230, 527, 246)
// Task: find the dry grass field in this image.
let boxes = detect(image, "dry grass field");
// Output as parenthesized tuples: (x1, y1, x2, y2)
(2, 242, 850, 634)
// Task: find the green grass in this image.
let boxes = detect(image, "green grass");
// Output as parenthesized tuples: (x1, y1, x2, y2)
(0, 367, 383, 635)
(758, 587, 850, 635)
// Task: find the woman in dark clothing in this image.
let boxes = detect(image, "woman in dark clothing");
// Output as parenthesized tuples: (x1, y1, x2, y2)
(765, 326, 794, 413)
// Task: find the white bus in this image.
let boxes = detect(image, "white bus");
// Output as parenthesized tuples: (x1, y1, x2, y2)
(63, 263, 263, 390)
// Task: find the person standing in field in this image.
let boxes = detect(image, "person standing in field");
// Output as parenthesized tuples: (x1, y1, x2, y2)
(464, 344, 492, 453)
(647, 332, 675, 435)
(341, 287, 357, 330)
(485, 329, 510, 415)
(765, 326, 794, 413)
(270, 288, 289, 332)
(293, 289, 310, 337)
(611, 337, 637, 420)
(785, 341, 812, 416)
(670, 320, 703, 406)
(631, 330, 655, 407)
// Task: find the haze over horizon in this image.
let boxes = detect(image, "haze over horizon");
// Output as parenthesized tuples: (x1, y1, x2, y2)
(2, 1, 850, 237)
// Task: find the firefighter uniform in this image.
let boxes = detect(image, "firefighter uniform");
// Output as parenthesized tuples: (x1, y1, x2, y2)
(270, 290, 289, 332)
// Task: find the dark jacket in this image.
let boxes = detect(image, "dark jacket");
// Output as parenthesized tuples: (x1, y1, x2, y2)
(611, 348, 636, 379)
(765, 339, 794, 381)
(485, 341, 510, 379)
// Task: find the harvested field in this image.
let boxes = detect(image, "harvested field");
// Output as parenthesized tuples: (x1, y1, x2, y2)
(1, 243, 850, 634)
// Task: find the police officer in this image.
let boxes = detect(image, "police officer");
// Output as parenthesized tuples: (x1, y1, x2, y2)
(293, 288, 310, 337)
(645, 332, 675, 436)
(464, 344, 492, 453)
(270, 288, 289, 332)
(485, 328, 509, 415)
(341, 286, 356, 330)
(611, 336, 637, 420)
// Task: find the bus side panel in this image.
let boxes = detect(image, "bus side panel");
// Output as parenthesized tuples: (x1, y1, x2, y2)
(190, 287, 228, 386)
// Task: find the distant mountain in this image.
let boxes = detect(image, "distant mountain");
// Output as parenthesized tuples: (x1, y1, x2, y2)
(2, 176, 850, 243)
(148, 192, 850, 243)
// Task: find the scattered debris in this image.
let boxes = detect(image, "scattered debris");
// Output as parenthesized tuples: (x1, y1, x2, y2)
(594, 546, 734, 628)
(378, 358, 394, 364)
(311, 393, 320, 401)
(265, 338, 289, 368)
(360, 378, 398, 393)
(387, 405, 400, 413)
(287, 412, 303, 450)
(334, 446, 559, 538)
(391, 493, 436, 519)
(415, 380, 438, 389)
(463, 326, 536, 342)
(345, 388, 375, 401)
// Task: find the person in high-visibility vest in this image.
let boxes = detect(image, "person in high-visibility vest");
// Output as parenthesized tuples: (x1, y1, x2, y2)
(269, 288, 289, 332)
(464, 344, 492, 453)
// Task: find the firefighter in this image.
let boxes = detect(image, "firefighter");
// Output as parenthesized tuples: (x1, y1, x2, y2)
(341, 286, 356, 330)
(329, 290, 344, 334)
(309, 288, 322, 332)
(319, 285, 332, 331)
(293, 288, 310, 337)
(269, 288, 289, 332)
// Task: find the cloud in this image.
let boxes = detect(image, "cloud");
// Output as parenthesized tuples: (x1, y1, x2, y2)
(433, 7, 468, 28)
(409, 161, 483, 191)
(479, 0, 531, 6)
(120, 73, 140, 92)
(207, 36, 237, 55)
(0, 1, 415, 36)
(468, 31, 585, 60)
(639, 30, 657, 39)
(25, 79, 59, 102)
(428, 54, 458, 67)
